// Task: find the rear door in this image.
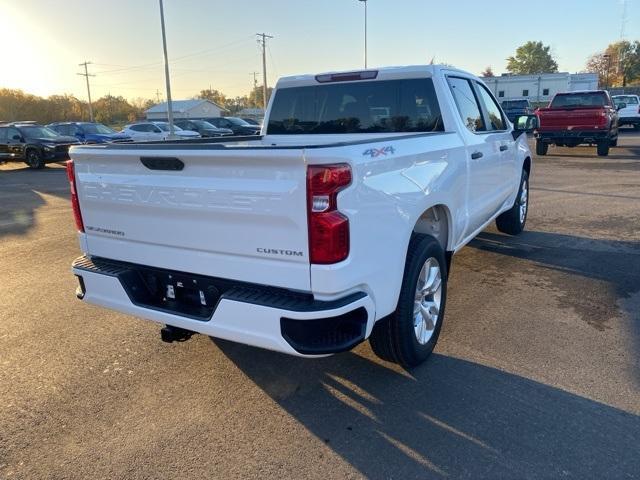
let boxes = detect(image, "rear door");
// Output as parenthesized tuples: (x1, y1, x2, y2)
(447, 76, 503, 234)
(474, 81, 517, 200)
(72, 146, 312, 290)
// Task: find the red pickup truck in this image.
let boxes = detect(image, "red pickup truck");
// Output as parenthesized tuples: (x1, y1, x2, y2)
(535, 90, 619, 157)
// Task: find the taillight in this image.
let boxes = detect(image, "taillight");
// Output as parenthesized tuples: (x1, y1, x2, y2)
(66, 160, 84, 232)
(307, 164, 351, 264)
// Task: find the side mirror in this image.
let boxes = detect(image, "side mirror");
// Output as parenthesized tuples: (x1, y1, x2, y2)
(512, 114, 538, 139)
(12, 134, 23, 141)
(615, 103, 626, 111)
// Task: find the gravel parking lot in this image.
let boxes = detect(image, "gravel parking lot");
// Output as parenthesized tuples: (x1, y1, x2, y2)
(1, 132, 639, 479)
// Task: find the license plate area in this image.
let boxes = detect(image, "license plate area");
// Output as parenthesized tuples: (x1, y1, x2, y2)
(118, 266, 222, 320)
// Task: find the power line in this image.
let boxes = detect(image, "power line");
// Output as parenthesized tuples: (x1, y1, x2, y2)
(256, 33, 273, 111)
(77, 61, 95, 121)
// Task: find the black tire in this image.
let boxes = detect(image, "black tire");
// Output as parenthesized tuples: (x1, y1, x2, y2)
(596, 141, 610, 157)
(496, 169, 529, 235)
(610, 137, 618, 147)
(535, 140, 548, 156)
(25, 149, 45, 169)
(369, 234, 447, 368)
(634, 124, 640, 132)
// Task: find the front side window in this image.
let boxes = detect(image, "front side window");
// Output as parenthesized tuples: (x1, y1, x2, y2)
(447, 77, 485, 133)
(267, 78, 443, 134)
(7, 128, 21, 140)
(130, 125, 146, 132)
(19, 126, 59, 139)
(476, 83, 506, 131)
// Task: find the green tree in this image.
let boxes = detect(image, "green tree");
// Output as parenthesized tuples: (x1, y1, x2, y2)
(196, 88, 227, 107)
(586, 40, 640, 87)
(248, 86, 273, 109)
(481, 66, 495, 77)
(506, 41, 558, 75)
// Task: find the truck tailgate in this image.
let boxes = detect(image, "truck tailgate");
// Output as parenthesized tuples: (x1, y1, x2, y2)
(538, 108, 605, 130)
(71, 146, 311, 290)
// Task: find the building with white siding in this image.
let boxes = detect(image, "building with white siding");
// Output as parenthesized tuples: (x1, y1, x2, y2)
(145, 99, 226, 120)
(481, 73, 599, 104)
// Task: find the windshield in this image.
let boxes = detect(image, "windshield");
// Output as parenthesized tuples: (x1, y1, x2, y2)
(501, 100, 528, 108)
(193, 120, 216, 129)
(613, 96, 638, 105)
(267, 78, 444, 134)
(225, 117, 250, 126)
(19, 126, 60, 139)
(81, 123, 116, 134)
(551, 93, 607, 108)
(154, 123, 183, 132)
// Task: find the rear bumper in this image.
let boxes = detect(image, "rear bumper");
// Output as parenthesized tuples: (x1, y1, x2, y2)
(535, 130, 611, 143)
(72, 256, 375, 356)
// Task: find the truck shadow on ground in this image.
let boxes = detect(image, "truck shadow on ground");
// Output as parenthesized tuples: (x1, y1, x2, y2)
(468, 230, 640, 380)
(0, 164, 68, 239)
(214, 341, 640, 479)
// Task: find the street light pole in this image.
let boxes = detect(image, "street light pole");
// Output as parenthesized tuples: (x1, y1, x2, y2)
(158, 0, 176, 139)
(359, 0, 367, 69)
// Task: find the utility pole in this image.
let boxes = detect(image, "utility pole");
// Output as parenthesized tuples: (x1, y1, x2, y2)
(358, 0, 368, 69)
(158, 0, 176, 139)
(251, 71, 259, 90)
(77, 61, 95, 122)
(256, 33, 273, 111)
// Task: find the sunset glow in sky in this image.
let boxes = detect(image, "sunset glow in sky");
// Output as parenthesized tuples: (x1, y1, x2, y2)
(1, 0, 638, 102)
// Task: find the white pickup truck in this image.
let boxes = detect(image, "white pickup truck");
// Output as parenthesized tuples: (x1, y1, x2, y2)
(69, 65, 536, 367)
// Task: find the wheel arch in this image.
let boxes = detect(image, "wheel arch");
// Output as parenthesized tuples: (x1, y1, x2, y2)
(412, 204, 453, 252)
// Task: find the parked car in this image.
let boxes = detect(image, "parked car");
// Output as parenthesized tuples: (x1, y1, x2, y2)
(240, 117, 261, 126)
(612, 94, 640, 130)
(202, 117, 261, 135)
(69, 65, 535, 367)
(500, 99, 533, 122)
(173, 119, 233, 137)
(0, 122, 80, 169)
(47, 122, 132, 144)
(120, 122, 201, 141)
(535, 90, 619, 156)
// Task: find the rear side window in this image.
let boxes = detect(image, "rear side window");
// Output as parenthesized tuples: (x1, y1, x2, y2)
(476, 83, 506, 131)
(0, 128, 7, 143)
(267, 78, 443, 134)
(447, 77, 485, 132)
(614, 96, 638, 105)
(551, 93, 607, 108)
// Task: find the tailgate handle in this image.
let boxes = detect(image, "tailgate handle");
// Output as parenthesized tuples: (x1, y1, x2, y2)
(140, 157, 184, 171)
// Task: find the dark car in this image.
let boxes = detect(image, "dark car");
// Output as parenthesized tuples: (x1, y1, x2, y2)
(47, 122, 132, 144)
(240, 117, 261, 126)
(0, 123, 80, 169)
(500, 100, 533, 122)
(202, 117, 261, 136)
(174, 119, 234, 137)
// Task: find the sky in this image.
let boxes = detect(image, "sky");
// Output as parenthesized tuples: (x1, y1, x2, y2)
(1, 0, 638, 102)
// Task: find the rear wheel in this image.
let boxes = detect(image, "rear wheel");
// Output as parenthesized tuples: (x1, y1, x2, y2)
(535, 140, 548, 156)
(496, 169, 529, 235)
(597, 141, 610, 157)
(25, 149, 45, 169)
(369, 234, 447, 368)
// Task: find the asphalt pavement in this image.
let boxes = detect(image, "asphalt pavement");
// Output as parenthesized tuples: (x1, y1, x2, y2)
(1, 132, 639, 479)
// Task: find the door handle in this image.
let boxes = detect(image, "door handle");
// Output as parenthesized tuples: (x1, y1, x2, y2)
(499, 145, 508, 152)
(471, 151, 483, 160)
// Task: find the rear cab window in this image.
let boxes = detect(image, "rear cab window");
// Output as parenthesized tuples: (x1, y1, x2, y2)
(267, 78, 444, 134)
(550, 92, 609, 109)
